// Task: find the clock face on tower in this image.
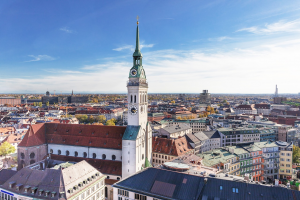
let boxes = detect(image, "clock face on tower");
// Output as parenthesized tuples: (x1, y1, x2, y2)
(130, 69, 137, 76)
(130, 106, 138, 115)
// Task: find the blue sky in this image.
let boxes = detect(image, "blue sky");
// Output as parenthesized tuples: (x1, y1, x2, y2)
(0, 0, 300, 94)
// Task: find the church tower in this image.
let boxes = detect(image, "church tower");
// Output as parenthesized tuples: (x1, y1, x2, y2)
(122, 17, 152, 178)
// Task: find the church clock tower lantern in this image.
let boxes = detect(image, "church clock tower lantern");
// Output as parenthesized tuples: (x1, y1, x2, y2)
(122, 16, 152, 178)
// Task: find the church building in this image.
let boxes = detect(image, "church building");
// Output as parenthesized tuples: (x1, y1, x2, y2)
(17, 18, 152, 199)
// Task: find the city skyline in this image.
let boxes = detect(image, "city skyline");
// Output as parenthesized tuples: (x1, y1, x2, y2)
(0, 0, 300, 93)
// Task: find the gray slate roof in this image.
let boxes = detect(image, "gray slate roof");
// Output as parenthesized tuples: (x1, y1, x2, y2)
(113, 168, 300, 200)
(194, 132, 209, 141)
(161, 124, 191, 134)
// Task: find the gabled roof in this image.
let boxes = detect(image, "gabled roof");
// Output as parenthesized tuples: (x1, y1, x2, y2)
(152, 137, 193, 156)
(19, 123, 127, 149)
(18, 123, 45, 147)
(122, 125, 140, 141)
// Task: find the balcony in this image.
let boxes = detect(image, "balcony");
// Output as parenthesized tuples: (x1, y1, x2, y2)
(127, 81, 148, 87)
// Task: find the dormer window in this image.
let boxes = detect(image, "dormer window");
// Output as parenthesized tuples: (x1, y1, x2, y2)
(9, 181, 16, 188)
(24, 185, 31, 193)
(31, 187, 37, 194)
(59, 192, 65, 198)
(45, 191, 50, 197)
(39, 189, 44, 196)
(78, 182, 83, 187)
(16, 184, 23, 191)
(51, 191, 56, 197)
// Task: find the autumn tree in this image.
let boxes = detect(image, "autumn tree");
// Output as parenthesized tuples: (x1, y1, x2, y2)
(0, 142, 16, 162)
(89, 116, 95, 124)
(46, 101, 49, 106)
(96, 115, 106, 123)
(106, 119, 116, 126)
(293, 145, 300, 163)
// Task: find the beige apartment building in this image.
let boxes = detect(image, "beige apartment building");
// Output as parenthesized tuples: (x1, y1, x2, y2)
(279, 143, 293, 179)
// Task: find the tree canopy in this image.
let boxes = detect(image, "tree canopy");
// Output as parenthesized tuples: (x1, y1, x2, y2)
(293, 145, 300, 163)
(0, 142, 16, 158)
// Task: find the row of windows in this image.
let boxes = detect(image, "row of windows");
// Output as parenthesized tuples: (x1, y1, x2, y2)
(281, 153, 292, 156)
(280, 164, 291, 167)
(130, 94, 147, 103)
(280, 158, 291, 162)
(20, 152, 35, 159)
(280, 169, 291, 173)
(49, 149, 117, 160)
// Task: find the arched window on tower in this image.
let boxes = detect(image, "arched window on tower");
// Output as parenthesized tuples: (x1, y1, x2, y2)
(58, 150, 61, 155)
(74, 151, 78, 157)
(131, 95, 133, 103)
(140, 94, 142, 103)
(134, 95, 136, 103)
(83, 152, 87, 158)
(93, 153, 97, 159)
(102, 154, 106, 160)
(112, 155, 116, 161)
(66, 151, 70, 156)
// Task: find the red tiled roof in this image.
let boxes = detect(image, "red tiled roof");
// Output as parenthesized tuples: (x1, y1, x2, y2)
(105, 179, 119, 185)
(18, 124, 46, 147)
(152, 137, 193, 156)
(19, 123, 126, 149)
(50, 154, 122, 176)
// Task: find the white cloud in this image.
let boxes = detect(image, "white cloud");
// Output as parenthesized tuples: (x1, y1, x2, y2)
(208, 36, 233, 42)
(113, 43, 154, 51)
(140, 44, 154, 48)
(60, 27, 75, 33)
(113, 45, 134, 51)
(238, 19, 300, 34)
(25, 55, 56, 62)
(2, 37, 299, 94)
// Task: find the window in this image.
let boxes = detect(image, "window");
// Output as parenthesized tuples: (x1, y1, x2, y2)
(58, 150, 61, 155)
(232, 188, 235, 193)
(287, 170, 291, 173)
(66, 151, 70, 156)
(74, 151, 78, 157)
(134, 95, 136, 103)
(220, 186, 223, 190)
(50, 149, 53, 154)
(112, 155, 116, 160)
(30, 152, 35, 158)
(93, 153, 97, 159)
(21, 153, 25, 159)
(287, 164, 290, 167)
(102, 154, 106, 159)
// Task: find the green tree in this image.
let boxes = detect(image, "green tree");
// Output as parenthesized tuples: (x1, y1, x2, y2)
(38, 102, 42, 107)
(46, 101, 49, 106)
(0, 142, 16, 161)
(33, 102, 37, 106)
(106, 119, 116, 126)
(96, 115, 106, 123)
(293, 145, 300, 163)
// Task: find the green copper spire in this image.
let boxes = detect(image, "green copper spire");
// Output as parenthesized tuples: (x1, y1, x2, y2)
(133, 16, 142, 57)
(129, 16, 146, 80)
